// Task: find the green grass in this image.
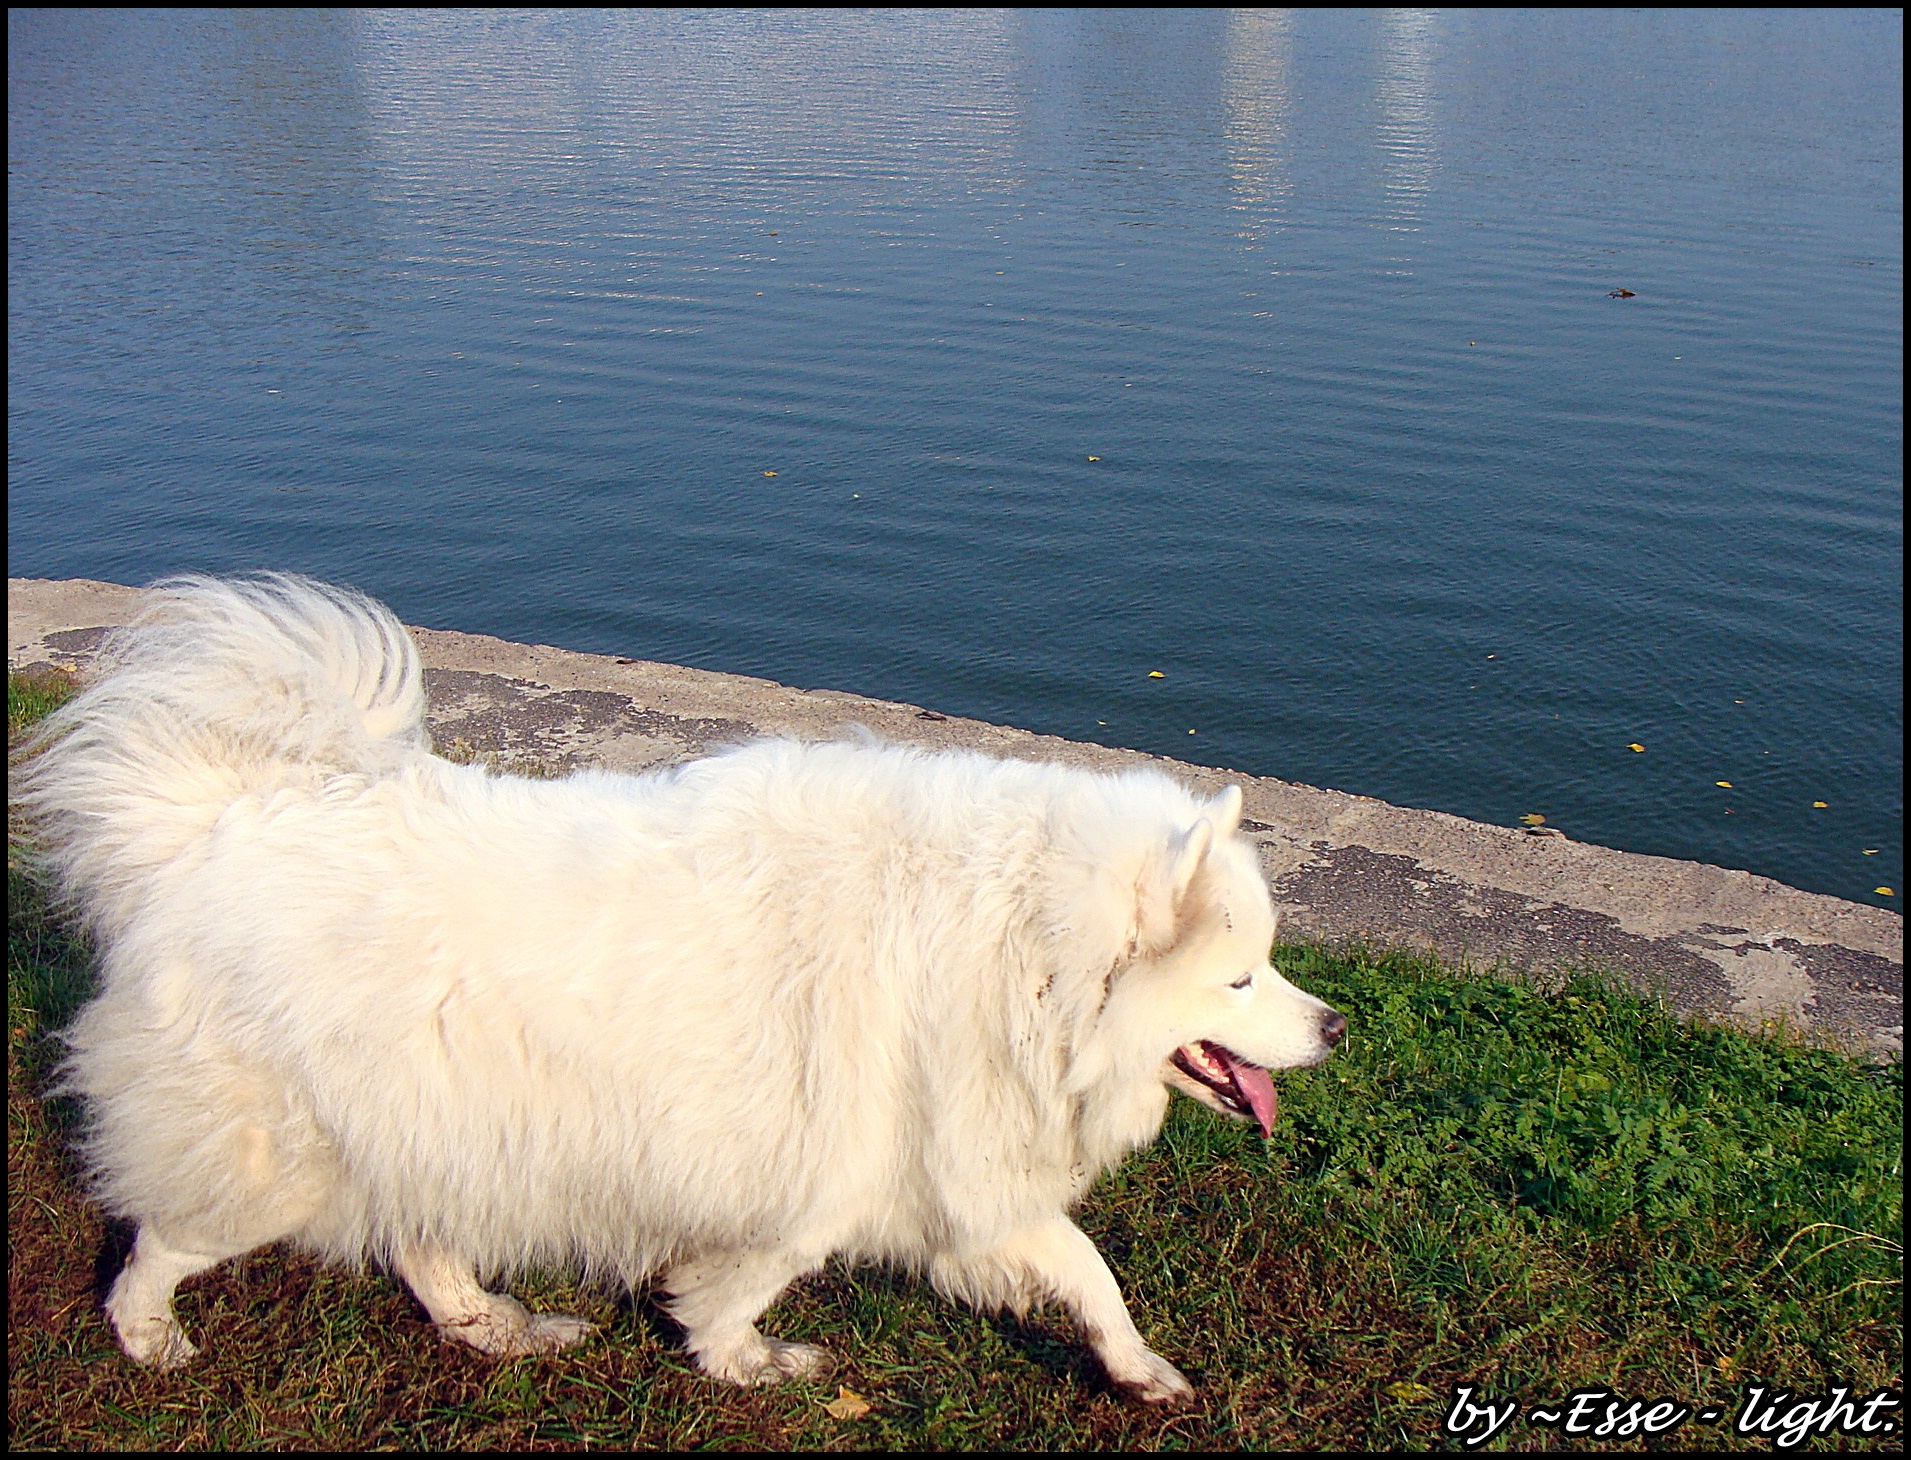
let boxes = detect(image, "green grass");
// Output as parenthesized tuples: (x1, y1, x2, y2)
(8, 670, 1902, 1449)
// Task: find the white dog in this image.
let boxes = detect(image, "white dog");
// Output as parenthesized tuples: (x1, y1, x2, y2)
(18, 574, 1344, 1404)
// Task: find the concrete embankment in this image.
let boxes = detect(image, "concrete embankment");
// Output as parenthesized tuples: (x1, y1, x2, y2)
(10, 575, 1901, 1058)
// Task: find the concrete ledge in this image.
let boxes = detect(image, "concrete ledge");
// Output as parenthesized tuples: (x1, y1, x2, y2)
(11, 576, 1901, 1059)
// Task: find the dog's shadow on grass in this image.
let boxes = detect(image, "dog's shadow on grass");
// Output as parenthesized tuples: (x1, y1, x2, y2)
(981, 1310, 1114, 1395)
(619, 1264, 1120, 1404)
(90, 1218, 137, 1306)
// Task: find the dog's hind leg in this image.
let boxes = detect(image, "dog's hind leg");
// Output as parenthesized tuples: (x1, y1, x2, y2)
(935, 1217, 1195, 1405)
(393, 1246, 596, 1357)
(663, 1249, 831, 1387)
(105, 1225, 247, 1370)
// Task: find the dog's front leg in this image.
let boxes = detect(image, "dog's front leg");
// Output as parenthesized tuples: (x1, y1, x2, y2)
(938, 1217, 1195, 1405)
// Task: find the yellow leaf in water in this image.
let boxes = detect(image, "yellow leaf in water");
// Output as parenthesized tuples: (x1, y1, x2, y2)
(763, 471, 778, 477)
(825, 1387, 872, 1420)
(1148, 670, 1165, 679)
(1716, 781, 1733, 788)
(1628, 743, 1646, 753)
(1877, 888, 1896, 898)
(1087, 455, 1101, 461)
(1812, 801, 1828, 808)
(1863, 849, 1879, 855)
(1521, 813, 1546, 826)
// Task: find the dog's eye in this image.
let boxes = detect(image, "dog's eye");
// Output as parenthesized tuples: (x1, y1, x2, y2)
(1229, 973, 1254, 990)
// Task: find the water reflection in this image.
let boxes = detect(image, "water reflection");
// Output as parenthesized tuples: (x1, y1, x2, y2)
(1374, 8, 1438, 244)
(351, 11, 1023, 196)
(1222, 9, 1295, 253)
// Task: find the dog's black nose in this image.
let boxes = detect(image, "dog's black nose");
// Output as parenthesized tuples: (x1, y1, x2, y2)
(1321, 1011, 1347, 1047)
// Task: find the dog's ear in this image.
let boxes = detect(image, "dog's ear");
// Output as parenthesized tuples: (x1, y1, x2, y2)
(1167, 816, 1213, 909)
(1133, 815, 1216, 955)
(1209, 785, 1243, 839)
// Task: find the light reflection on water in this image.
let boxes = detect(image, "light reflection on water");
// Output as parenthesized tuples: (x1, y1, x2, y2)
(6, 8, 1902, 903)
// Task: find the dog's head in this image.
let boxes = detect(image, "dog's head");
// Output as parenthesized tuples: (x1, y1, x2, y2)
(1113, 786, 1346, 1136)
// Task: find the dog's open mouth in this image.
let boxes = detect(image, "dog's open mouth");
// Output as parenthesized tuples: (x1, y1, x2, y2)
(1170, 1040, 1278, 1137)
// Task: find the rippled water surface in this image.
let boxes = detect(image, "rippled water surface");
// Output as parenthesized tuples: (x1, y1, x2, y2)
(8, 10, 1902, 903)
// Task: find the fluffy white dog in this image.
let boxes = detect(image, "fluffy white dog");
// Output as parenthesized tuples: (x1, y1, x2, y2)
(18, 574, 1345, 1403)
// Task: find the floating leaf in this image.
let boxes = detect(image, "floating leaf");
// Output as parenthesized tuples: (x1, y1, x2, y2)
(1521, 813, 1546, 826)
(1813, 801, 1828, 808)
(1628, 743, 1646, 753)
(1716, 781, 1733, 788)
(1863, 849, 1879, 855)
(1148, 670, 1165, 679)
(1877, 888, 1895, 898)
(825, 1387, 872, 1420)
(1087, 456, 1101, 461)
(763, 471, 778, 477)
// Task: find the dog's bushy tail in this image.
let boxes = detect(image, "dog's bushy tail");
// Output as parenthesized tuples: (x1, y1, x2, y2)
(13, 573, 428, 939)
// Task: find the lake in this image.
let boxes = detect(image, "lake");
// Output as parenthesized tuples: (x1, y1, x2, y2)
(7, 9, 1902, 905)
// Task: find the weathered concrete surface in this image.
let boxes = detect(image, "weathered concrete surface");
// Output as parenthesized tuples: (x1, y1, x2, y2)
(11, 575, 1902, 1059)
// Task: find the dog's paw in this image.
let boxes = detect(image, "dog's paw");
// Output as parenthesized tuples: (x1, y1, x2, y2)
(113, 1314, 200, 1371)
(438, 1300, 595, 1357)
(763, 1337, 832, 1381)
(1108, 1348, 1195, 1407)
(517, 1312, 598, 1355)
(697, 1333, 832, 1387)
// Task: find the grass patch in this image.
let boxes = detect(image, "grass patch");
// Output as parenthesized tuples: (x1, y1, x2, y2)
(8, 671, 1902, 1448)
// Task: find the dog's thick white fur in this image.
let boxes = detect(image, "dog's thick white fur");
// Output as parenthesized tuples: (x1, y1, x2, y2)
(18, 574, 1345, 1402)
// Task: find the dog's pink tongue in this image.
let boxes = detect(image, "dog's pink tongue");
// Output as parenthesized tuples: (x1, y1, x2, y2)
(1219, 1049, 1279, 1137)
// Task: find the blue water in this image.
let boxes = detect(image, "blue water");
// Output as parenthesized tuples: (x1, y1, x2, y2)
(8, 9, 1902, 906)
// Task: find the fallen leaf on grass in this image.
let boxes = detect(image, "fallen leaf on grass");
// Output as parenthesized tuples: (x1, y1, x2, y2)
(1385, 1382, 1438, 1402)
(825, 1387, 873, 1420)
